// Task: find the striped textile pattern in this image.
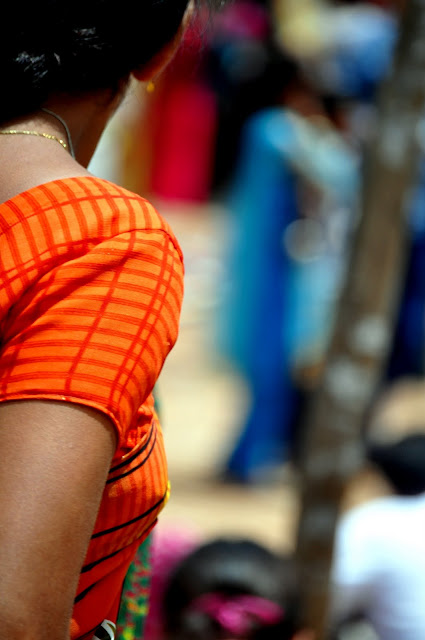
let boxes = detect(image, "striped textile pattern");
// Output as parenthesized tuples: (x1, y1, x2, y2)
(0, 176, 184, 639)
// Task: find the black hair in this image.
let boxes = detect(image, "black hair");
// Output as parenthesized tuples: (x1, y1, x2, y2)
(367, 433, 425, 496)
(0, 0, 221, 124)
(162, 538, 302, 640)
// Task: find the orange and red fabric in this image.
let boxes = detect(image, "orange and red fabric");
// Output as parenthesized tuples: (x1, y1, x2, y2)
(0, 176, 184, 639)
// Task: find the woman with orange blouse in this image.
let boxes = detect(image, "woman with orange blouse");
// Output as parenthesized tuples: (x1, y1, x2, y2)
(0, 2, 218, 638)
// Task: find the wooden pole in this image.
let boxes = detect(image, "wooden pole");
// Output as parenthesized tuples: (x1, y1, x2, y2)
(294, 2, 425, 637)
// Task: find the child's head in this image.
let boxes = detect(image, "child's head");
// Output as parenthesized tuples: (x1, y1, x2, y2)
(161, 537, 310, 640)
(367, 434, 425, 496)
(365, 379, 425, 496)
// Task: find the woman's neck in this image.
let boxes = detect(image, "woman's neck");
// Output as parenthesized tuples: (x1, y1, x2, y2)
(0, 89, 125, 204)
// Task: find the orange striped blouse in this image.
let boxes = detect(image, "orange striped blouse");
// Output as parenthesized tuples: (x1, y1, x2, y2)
(0, 176, 184, 639)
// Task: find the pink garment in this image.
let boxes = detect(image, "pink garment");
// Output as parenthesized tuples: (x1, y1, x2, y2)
(150, 84, 217, 202)
(144, 524, 201, 640)
(212, 0, 270, 41)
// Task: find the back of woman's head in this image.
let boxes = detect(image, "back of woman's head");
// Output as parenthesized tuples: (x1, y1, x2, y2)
(0, 0, 220, 123)
(162, 538, 302, 640)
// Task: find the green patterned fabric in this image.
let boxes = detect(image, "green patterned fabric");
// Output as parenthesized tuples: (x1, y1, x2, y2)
(116, 535, 152, 640)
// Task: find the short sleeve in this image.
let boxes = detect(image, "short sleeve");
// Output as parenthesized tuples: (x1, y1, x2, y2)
(0, 228, 184, 445)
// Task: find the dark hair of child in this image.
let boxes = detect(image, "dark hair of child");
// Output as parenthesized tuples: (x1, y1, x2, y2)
(367, 433, 425, 496)
(162, 538, 303, 640)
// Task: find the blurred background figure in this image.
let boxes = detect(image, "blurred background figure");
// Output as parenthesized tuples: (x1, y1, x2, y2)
(214, 0, 396, 482)
(214, 0, 425, 483)
(206, 0, 291, 195)
(331, 378, 425, 640)
(216, 100, 359, 482)
(142, 19, 218, 203)
(145, 533, 314, 640)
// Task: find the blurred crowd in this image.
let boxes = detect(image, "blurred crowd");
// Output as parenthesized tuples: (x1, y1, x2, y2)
(90, 1, 425, 638)
(92, 0, 411, 482)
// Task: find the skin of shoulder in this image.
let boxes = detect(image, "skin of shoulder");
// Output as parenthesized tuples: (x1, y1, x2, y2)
(0, 399, 116, 640)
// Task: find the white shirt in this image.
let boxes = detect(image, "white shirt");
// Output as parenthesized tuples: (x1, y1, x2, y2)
(331, 493, 425, 640)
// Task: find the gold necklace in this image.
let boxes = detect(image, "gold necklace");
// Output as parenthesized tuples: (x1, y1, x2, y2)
(0, 129, 69, 151)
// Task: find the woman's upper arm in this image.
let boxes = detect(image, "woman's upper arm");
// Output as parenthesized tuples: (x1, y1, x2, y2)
(0, 399, 116, 640)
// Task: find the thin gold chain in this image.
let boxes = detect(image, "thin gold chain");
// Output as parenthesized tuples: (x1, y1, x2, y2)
(0, 129, 68, 150)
